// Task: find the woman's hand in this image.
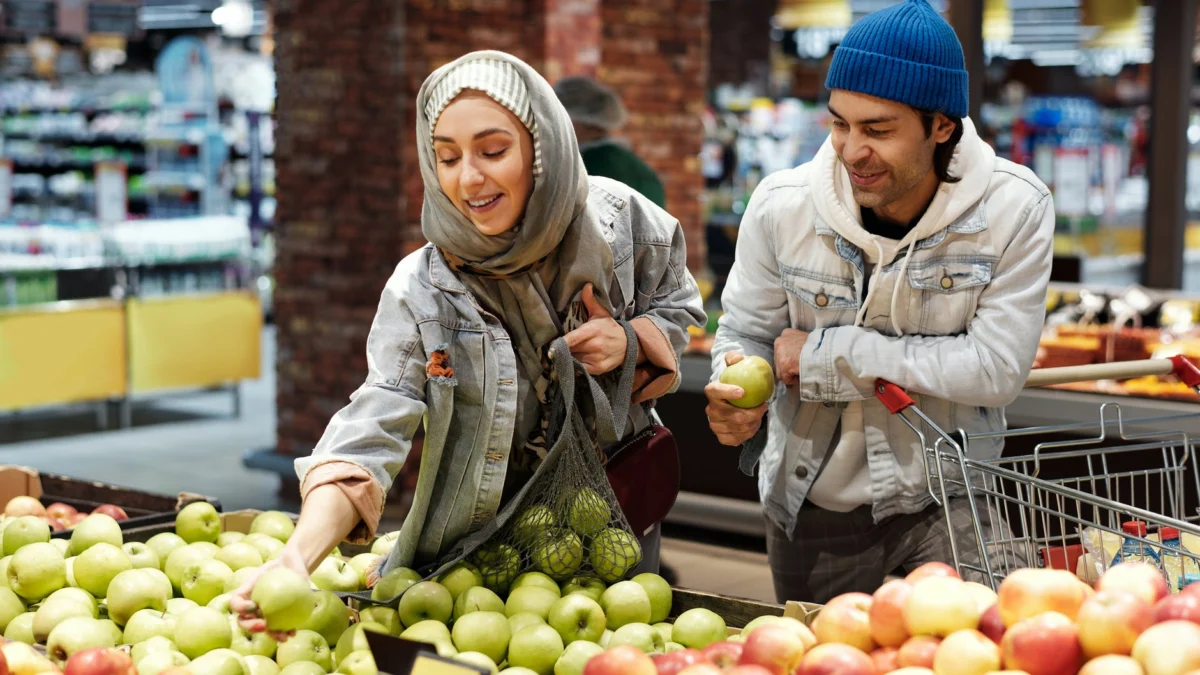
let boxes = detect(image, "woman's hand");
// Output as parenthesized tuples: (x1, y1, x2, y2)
(564, 283, 629, 375)
(230, 546, 311, 642)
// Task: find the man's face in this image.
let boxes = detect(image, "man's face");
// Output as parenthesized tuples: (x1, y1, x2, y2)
(828, 90, 954, 211)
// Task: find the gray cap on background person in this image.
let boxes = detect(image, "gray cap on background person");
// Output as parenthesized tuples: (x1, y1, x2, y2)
(553, 76, 629, 130)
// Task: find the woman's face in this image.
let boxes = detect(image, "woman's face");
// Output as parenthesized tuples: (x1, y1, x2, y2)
(433, 91, 535, 237)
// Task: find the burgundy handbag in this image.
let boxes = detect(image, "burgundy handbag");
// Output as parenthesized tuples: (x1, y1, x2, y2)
(603, 423, 680, 536)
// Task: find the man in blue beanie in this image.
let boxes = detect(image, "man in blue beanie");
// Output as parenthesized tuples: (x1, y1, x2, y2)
(705, 0, 1054, 602)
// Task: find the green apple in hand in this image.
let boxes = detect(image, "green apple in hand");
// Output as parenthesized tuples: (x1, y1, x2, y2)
(124, 543, 161, 570)
(438, 561, 483, 601)
(46, 617, 115, 666)
(249, 511, 295, 543)
(398, 581, 453, 628)
(216, 543, 264, 572)
(553, 641, 604, 675)
(276, 629, 332, 672)
(302, 590, 352, 646)
(74, 542, 132, 598)
(145, 533, 187, 567)
(670, 608, 726, 650)
(589, 529, 641, 584)
(719, 354, 774, 408)
(310, 556, 360, 593)
(243, 655, 281, 675)
(506, 586, 560, 621)
(370, 567, 421, 603)
(454, 586, 506, 620)
(599, 581, 651, 630)
(507, 624, 565, 675)
(547, 594, 605, 645)
(123, 608, 177, 644)
(175, 502, 221, 544)
(130, 635, 178, 664)
(566, 489, 610, 538)
(8, 542, 66, 601)
(561, 576, 606, 603)
(251, 567, 315, 632)
(182, 560, 234, 605)
(69, 514, 123, 555)
(174, 607, 233, 659)
(631, 573, 672, 625)
(3, 516, 50, 556)
(357, 606, 401, 636)
(609, 623, 665, 653)
(451, 610, 511, 664)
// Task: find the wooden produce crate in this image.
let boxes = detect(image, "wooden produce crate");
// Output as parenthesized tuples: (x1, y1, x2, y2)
(122, 508, 295, 543)
(670, 587, 821, 629)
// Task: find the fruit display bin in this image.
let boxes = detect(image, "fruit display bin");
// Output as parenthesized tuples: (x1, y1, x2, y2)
(0, 465, 221, 536)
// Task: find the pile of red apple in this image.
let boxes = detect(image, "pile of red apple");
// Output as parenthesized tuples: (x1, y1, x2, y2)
(4, 496, 128, 534)
(586, 561, 1200, 675)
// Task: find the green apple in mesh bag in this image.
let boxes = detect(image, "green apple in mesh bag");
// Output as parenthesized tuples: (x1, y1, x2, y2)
(566, 489, 611, 538)
(512, 506, 557, 547)
(532, 531, 584, 581)
(718, 355, 774, 409)
(249, 511, 295, 544)
(250, 567, 315, 632)
(3, 516, 50, 556)
(454, 586, 506, 620)
(589, 528, 641, 584)
(175, 502, 221, 545)
(397, 581, 453, 628)
(8, 542, 67, 601)
(370, 567, 421, 603)
(473, 543, 522, 593)
(452, 610, 511, 665)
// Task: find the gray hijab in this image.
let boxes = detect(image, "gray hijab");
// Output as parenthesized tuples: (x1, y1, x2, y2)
(415, 51, 614, 390)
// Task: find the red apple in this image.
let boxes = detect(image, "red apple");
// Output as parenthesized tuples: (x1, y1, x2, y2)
(677, 666, 723, 675)
(795, 644, 876, 675)
(0, 644, 8, 675)
(932, 629, 1002, 675)
(726, 667, 774, 675)
(584, 645, 656, 675)
(871, 647, 900, 673)
(1100, 563, 1171, 606)
(4, 496, 45, 518)
(906, 562, 960, 583)
(1131, 621, 1200, 675)
(812, 592, 875, 652)
(67, 512, 87, 526)
(905, 576, 982, 638)
(1001, 611, 1082, 675)
(890, 670, 935, 675)
(1077, 589, 1155, 658)
(45, 503, 76, 520)
(701, 641, 743, 669)
(738, 625, 806, 675)
(983, 672, 1033, 675)
(775, 617, 817, 651)
(978, 605, 1006, 644)
(64, 648, 136, 675)
(91, 504, 128, 521)
(997, 568, 1093, 627)
(870, 579, 913, 648)
(1155, 592, 1200, 624)
(898, 636, 941, 669)
(1079, 655, 1145, 675)
(652, 650, 705, 675)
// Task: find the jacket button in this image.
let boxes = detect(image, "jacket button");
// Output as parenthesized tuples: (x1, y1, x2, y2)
(815, 293, 829, 307)
(795, 465, 809, 479)
(823, 401, 834, 408)
(941, 276, 954, 290)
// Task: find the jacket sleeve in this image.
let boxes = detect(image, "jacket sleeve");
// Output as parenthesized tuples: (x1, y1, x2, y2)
(293, 269, 429, 542)
(710, 182, 790, 382)
(797, 192, 1055, 408)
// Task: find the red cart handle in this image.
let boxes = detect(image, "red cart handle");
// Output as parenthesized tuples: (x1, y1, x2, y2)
(1170, 355, 1200, 388)
(875, 379, 914, 414)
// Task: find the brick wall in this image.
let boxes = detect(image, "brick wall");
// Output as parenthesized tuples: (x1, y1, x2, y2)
(598, 0, 710, 273)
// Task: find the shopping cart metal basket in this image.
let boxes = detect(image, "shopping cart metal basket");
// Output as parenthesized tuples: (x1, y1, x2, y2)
(875, 355, 1200, 591)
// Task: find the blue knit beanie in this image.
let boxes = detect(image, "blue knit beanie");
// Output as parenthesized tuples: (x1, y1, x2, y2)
(825, 0, 968, 118)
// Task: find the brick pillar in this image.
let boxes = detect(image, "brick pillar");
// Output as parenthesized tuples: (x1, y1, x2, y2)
(598, 0, 710, 273)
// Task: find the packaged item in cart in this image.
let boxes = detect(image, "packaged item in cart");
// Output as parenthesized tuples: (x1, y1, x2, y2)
(1112, 521, 1165, 573)
(1077, 526, 1122, 583)
(1160, 527, 1200, 591)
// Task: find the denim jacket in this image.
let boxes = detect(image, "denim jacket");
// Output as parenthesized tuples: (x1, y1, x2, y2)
(296, 177, 705, 571)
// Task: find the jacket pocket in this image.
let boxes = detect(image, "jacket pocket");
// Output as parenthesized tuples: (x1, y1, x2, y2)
(907, 257, 994, 334)
(779, 264, 859, 330)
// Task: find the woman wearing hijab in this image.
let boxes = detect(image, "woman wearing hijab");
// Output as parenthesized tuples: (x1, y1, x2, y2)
(231, 50, 705, 628)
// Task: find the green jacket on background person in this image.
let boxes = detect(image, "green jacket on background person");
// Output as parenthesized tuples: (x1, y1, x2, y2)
(579, 139, 666, 209)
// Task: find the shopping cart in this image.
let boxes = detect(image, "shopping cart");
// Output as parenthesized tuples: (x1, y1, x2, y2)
(875, 355, 1200, 591)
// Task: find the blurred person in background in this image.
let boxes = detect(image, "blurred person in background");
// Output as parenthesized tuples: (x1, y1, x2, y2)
(231, 50, 704, 635)
(554, 76, 667, 209)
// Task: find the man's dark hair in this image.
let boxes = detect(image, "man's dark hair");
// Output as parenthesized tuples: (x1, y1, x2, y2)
(918, 111, 964, 184)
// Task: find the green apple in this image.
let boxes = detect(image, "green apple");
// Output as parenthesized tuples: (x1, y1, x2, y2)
(3, 516, 50, 556)
(244, 655, 281, 675)
(599, 581, 651, 630)
(0, 587, 25, 633)
(370, 567, 421, 603)
(187, 648, 246, 675)
(174, 606, 232, 659)
(69, 514, 123, 556)
(609, 623, 665, 653)
(553, 641, 604, 675)
(166, 597, 199, 616)
(512, 572, 561, 597)
(310, 556, 360, 593)
(242, 535, 284, 562)
(347, 554, 382, 588)
(719, 355, 774, 408)
(398, 580, 453, 628)
(276, 629, 332, 672)
(215, 543, 263, 572)
(512, 506, 556, 547)
(670, 608, 726, 650)
(107, 569, 170, 626)
(281, 664, 326, 675)
(130, 635, 178, 664)
(397, 619, 450, 647)
(532, 532, 583, 581)
(230, 615, 277, 658)
(357, 606, 400, 636)
(566, 489, 610, 538)
(500, 669, 541, 675)
(47, 587, 98, 612)
(547, 594, 605, 645)
(664, 642, 685, 652)
(335, 623, 388, 665)
(456, 652, 499, 675)
(65, 557, 79, 588)
(124, 543, 161, 570)
(370, 531, 399, 556)
(454, 586, 506, 620)
(302, 590, 351, 646)
(561, 576, 605, 603)
(208, 594, 234, 614)
(249, 511, 295, 543)
(145, 533, 186, 568)
(438, 561, 483, 601)
(473, 544, 521, 594)
(336, 651, 377, 675)
(142, 567, 174, 599)
(451, 610, 511, 664)
(226, 567, 257, 594)
(136, 651, 190, 675)
(434, 641, 458, 657)
(0, 555, 12, 589)
(74, 542, 132, 598)
(188, 541, 220, 557)
(252, 566, 315, 632)
(46, 617, 115, 665)
(165, 544, 216, 595)
(506, 586, 561, 621)
(8, 542, 66, 601)
(653, 622, 673, 644)
(508, 612, 545, 637)
(631, 574, 672, 625)
(175, 502, 221, 544)
(33, 596, 95, 643)
(217, 532, 247, 547)
(100, 618, 123, 645)
(4, 611, 33, 643)
(123, 608, 177, 643)
(49, 539, 69, 557)
(182, 559, 234, 605)
(589, 529, 641, 584)
(507, 624, 565, 675)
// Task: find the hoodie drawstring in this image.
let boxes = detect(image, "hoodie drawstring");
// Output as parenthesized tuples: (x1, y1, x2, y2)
(889, 243, 914, 337)
(853, 240, 888, 328)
